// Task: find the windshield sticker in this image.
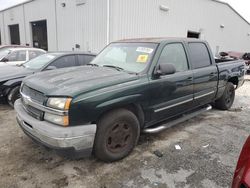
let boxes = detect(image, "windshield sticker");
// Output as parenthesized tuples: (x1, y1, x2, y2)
(136, 55, 149, 63)
(136, 47, 154, 54)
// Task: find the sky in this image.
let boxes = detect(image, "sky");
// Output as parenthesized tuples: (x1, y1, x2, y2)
(222, 0, 250, 23)
(0, 0, 28, 10)
(0, 0, 249, 23)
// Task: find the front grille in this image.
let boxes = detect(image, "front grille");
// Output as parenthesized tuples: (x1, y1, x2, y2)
(22, 101, 44, 120)
(21, 84, 45, 120)
(22, 84, 45, 104)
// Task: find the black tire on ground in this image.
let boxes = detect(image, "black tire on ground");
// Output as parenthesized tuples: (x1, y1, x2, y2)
(214, 82, 235, 110)
(94, 108, 140, 162)
(7, 86, 21, 108)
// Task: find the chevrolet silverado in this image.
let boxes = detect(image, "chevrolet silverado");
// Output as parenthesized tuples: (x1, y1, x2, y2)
(14, 38, 245, 162)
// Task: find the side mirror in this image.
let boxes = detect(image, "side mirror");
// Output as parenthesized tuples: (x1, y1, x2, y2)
(155, 63, 176, 76)
(45, 66, 57, 71)
(1, 58, 9, 62)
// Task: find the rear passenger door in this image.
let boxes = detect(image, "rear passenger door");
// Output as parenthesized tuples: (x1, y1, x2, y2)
(48, 55, 77, 69)
(188, 42, 218, 106)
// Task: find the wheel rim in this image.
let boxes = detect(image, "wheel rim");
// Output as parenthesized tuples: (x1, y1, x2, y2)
(225, 87, 234, 105)
(106, 122, 133, 153)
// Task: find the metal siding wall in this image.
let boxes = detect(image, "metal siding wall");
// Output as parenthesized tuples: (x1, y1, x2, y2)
(2, 6, 26, 45)
(56, 0, 77, 51)
(110, 0, 250, 54)
(0, 12, 4, 44)
(74, 0, 107, 53)
(0, 0, 107, 52)
(55, 0, 107, 53)
(0, 0, 250, 53)
(24, 0, 57, 51)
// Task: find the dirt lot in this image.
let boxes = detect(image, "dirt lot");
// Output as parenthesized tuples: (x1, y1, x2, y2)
(0, 78, 250, 188)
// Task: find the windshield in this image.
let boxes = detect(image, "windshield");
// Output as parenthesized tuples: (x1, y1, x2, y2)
(0, 49, 11, 60)
(91, 43, 158, 73)
(23, 54, 56, 70)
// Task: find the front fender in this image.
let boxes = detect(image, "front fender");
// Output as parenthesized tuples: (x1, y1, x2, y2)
(96, 94, 142, 108)
(68, 76, 150, 126)
(69, 93, 146, 126)
(4, 77, 23, 87)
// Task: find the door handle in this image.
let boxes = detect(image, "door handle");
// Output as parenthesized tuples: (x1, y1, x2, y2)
(209, 73, 215, 77)
(210, 72, 217, 75)
(187, 77, 193, 81)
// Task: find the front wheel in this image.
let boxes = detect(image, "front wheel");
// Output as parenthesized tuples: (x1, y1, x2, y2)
(7, 86, 21, 108)
(94, 109, 140, 162)
(214, 82, 235, 110)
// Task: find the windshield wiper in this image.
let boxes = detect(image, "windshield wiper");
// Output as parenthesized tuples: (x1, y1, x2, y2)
(103, 65, 124, 71)
(16, 64, 24, 67)
(103, 65, 138, 74)
(86, 63, 99, 67)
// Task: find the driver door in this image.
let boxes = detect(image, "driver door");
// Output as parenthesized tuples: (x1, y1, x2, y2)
(149, 43, 194, 122)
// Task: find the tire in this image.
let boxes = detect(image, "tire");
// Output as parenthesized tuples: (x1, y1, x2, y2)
(94, 108, 140, 162)
(7, 86, 21, 108)
(214, 82, 235, 110)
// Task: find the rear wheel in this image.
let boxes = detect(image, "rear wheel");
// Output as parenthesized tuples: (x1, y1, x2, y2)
(94, 109, 140, 162)
(7, 86, 21, 108)
(214, 82, 235, 110)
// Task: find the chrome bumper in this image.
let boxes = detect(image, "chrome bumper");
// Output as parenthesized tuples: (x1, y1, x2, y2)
(14, 99, 96, 154)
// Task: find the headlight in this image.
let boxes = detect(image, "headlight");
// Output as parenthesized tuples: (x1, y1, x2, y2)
(44, 113, 69, 126)
(47, 97, 72, 110)
(45, 97, 72, 126)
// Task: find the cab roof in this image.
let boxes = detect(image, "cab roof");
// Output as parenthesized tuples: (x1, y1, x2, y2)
(116, 37, 205, 43)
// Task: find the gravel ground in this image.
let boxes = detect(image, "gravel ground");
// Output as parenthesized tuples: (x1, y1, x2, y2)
(0, 78, 250, 188)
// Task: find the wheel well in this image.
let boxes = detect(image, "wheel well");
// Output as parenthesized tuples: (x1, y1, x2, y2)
(124, 104, 145, 127)
(96, 104, 145, 128)
(228, 77, 238, 86)
(6, 84, 21, 96)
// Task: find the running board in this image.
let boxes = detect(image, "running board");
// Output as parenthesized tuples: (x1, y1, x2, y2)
(143, 104, 212, 134)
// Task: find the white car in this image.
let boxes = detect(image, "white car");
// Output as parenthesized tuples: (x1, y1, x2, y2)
(0, 48, 46, 66)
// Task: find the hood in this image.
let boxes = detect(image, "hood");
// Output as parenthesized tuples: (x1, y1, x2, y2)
(0, 63, 34, 82)
(24, 66, 139, 96)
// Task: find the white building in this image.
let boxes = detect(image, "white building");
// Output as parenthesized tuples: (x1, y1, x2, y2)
(0, 0, 250, 54)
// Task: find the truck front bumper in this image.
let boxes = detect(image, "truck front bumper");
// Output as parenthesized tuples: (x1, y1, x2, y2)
(14, 99, 97, 156)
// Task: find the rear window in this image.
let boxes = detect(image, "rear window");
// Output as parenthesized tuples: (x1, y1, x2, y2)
(188, 43, 211, 69)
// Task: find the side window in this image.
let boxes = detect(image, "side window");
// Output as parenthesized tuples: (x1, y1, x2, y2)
(29, 50, 44, 60)
(50, 55, 76, 68)
(78, 55, 95, 66)
(188, 43, 211, 69)
(7, 50, 26, 61)
(158, 43, 188, 72)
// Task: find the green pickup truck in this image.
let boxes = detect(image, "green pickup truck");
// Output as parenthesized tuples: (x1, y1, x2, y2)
(14, 38, 245, 162)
